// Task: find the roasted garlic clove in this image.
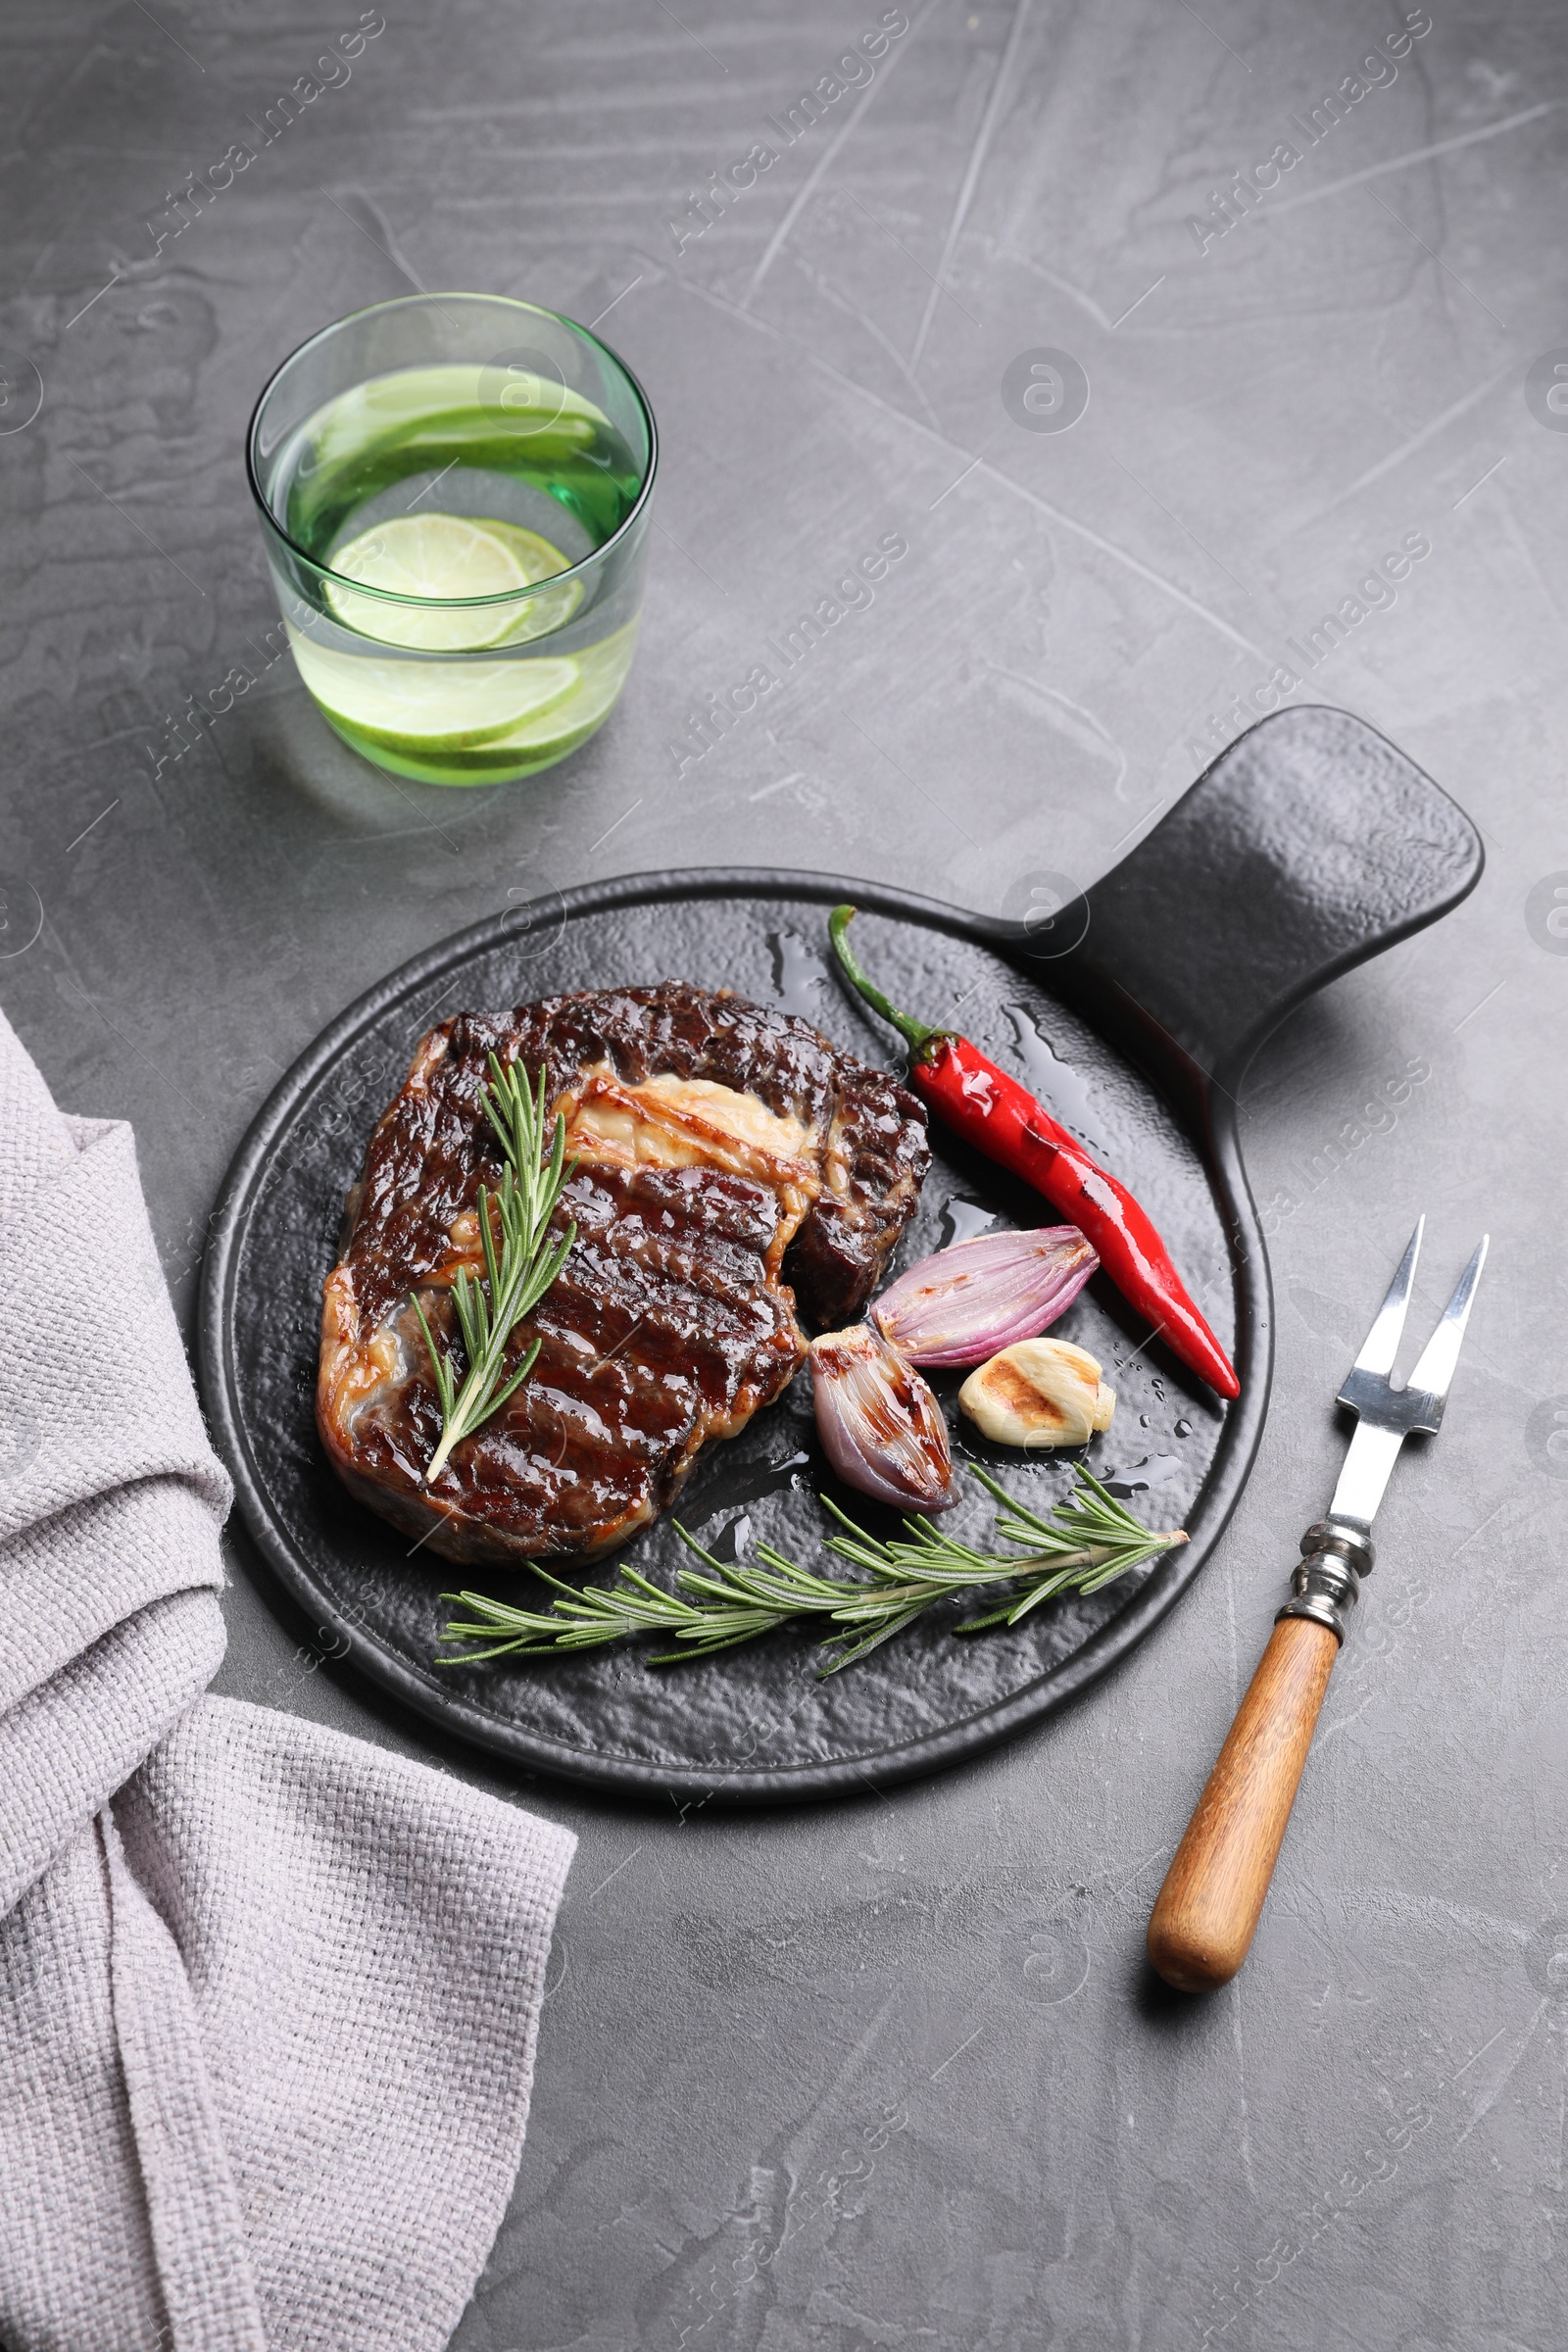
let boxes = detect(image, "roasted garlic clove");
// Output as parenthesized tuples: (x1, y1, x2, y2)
(957, 1338, 1115, 1448)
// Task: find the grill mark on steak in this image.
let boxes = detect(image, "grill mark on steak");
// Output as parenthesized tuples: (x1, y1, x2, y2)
(318, 981, 929, 1565)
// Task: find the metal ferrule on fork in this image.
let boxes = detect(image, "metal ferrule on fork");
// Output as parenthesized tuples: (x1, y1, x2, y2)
(1277, 1520, 1375, 1645)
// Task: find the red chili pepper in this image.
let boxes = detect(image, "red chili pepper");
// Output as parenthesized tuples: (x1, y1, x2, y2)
(830, 906, 1240, 1401)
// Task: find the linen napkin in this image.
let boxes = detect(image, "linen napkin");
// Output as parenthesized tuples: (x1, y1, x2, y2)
(0, 1006, 575, 2352)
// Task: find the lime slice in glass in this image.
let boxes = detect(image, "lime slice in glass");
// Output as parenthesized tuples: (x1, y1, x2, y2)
(479, 519, 585, 642)
(477, 619, 637, 750)
(286, 625, 582, 746)
(324, 514, 539, 651)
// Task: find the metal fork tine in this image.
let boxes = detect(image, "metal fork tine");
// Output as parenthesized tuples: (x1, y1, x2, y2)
(1402, 1235, 1490, 1411)
(1348, 1216, 1424, 1381)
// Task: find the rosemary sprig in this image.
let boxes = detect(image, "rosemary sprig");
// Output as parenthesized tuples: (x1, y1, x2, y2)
(413, 1052, 575, 1486)
(438, 1467, 1187, 1676)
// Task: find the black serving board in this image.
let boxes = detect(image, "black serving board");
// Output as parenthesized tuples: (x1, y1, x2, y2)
(200, 708, 1481, 1802)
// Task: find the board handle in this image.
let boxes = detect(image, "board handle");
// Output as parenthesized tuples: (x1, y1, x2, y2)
(1052, 705, 1484, 1117)
(1146, 1614, 1337, 1991)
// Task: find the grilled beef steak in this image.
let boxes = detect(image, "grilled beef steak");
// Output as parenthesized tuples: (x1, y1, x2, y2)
(318, 982, 929, 1564)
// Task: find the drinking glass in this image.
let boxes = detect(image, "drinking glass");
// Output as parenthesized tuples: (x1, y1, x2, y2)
(247, 293, 657, 786)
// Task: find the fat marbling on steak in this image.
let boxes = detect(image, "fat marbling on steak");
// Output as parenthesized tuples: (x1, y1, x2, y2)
(317, 981, 929, 1565)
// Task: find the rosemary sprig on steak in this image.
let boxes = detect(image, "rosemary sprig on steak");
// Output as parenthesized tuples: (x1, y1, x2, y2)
(413, 1054, 576, 1485)
(438, 1469, 1186, 1674)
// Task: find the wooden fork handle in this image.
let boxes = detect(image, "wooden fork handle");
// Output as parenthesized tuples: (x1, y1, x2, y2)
(1147, 1614, 1339, 1992)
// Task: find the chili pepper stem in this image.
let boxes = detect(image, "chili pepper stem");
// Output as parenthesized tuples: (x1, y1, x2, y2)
(829, 906, 938, 1055)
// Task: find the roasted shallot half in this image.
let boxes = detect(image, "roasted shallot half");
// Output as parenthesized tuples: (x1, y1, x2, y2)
(871, 1226, 1098, 1368)
(809, 1324, 956, 1511)
(958, 1338, 1116, 1449)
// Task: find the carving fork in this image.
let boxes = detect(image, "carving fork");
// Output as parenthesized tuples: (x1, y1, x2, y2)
(1148, 1218, 1488, 1991)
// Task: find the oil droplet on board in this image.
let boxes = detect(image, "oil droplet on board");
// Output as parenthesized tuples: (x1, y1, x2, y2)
(766, 930, 831, 1019)
(691, 1447, 810, 1519)
(1103, 1455, 1181, 1496)
(1000, 1004, 1106, 1156)
(708, 1511, 753, 1562)
(939, 1197, 998, 1249)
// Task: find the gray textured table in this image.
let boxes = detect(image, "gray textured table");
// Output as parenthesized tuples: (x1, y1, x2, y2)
(3, 3, 1563, 2344)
